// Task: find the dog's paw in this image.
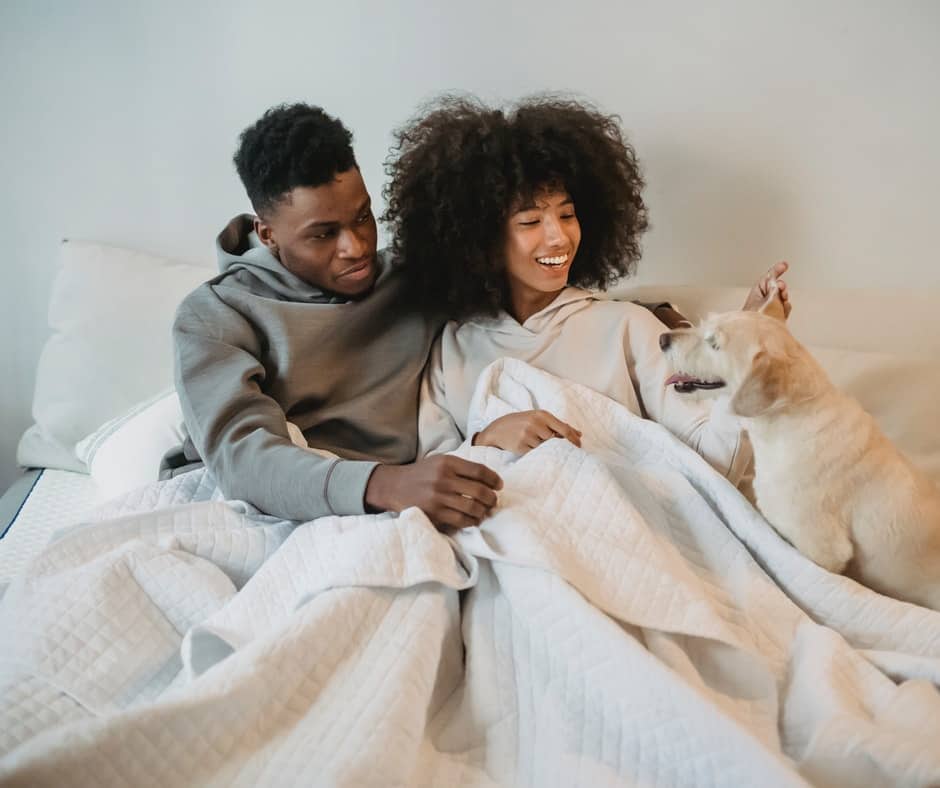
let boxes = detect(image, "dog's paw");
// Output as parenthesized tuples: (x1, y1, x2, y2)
(804, 530, 855, 575)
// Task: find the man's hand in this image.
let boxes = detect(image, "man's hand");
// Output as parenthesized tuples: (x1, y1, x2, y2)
(473, 410, 582, 454)
(743, 261, 791, 320)
(652, 304, 693, 330)
(365, 455, 503, 530)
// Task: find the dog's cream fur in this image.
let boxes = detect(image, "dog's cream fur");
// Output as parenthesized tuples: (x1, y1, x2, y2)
(661, 310, 940, 610)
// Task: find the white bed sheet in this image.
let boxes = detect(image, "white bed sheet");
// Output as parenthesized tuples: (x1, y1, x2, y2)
(0, 470, 98, 586)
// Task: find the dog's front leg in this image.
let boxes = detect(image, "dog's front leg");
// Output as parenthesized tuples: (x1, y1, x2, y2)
(772, 512, 855, 575)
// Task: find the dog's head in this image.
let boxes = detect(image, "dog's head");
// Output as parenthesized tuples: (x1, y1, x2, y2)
(659, 311, 826, 418)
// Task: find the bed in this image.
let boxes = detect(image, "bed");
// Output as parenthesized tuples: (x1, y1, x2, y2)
(2, 240, 940, 786)
(0, 470, 98, 586)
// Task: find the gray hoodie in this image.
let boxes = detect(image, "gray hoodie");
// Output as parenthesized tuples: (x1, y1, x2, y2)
(167, 214, 440, 521)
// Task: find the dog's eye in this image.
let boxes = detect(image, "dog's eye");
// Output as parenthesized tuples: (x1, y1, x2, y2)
(705, 334, 720, 350)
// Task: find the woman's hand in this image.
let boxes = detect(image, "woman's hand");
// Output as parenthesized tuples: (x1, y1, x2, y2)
(742, 261, 791, 320)
(473, 410, 582, 454)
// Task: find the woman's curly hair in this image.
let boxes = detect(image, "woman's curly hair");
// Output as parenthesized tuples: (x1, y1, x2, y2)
(383, 94, 649, 319)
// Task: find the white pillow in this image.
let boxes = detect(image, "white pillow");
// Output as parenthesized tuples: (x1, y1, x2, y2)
(75, 406, 323, 503)
(18, 240, 213, 471)
(75, 391, 187, 500)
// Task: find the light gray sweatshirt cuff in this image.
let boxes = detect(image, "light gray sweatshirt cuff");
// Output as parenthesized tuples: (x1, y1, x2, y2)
(324, 459, 380, 516)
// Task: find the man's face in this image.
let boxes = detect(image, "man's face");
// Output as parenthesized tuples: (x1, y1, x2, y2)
(256, 168, 378, 297)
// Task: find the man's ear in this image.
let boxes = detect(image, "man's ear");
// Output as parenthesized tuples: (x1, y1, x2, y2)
(254, 217, 279, 256)
(730, 351, 787, 417)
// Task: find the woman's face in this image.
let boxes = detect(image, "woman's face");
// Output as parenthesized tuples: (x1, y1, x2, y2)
(502, 187, 582, 312)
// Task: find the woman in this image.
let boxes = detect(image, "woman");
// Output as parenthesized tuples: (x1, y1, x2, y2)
(383, 95, 788, 484)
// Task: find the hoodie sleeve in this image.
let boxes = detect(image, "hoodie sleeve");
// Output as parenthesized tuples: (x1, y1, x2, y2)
(173, 286, 378, 520)
(625, 305, 753, 486)
(417, 334, 467, 456)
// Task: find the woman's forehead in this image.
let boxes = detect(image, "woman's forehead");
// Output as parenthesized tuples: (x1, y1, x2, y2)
(511, 183, 572, 211)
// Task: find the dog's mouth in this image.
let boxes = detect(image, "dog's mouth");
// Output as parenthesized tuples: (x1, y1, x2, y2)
(664, 373, 727, 393)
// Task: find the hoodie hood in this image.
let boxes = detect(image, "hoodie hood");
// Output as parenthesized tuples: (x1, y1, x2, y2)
(463, 287, 599, 337)
(215, 214, 350, 304)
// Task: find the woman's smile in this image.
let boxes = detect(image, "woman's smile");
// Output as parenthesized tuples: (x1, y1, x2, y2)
(535, 253, 569, 268)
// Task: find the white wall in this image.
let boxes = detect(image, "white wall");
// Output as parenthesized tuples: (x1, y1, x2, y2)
(1, 0, 938, 491)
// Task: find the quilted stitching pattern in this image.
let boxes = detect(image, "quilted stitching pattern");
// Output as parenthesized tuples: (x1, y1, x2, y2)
(0, 470, 98, 585)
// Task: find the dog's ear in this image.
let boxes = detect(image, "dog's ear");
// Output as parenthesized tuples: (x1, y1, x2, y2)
(757, 281, 787, 322)
(730, 351, 788, 417)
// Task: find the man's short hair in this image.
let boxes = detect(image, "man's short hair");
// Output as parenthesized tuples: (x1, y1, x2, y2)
(234, 103, 358, 216)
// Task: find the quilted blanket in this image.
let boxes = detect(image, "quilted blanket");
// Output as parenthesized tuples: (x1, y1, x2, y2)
(2, 358, 940, 787)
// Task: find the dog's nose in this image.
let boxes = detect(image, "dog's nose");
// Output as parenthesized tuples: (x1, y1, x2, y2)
(659, 332, 672, 351)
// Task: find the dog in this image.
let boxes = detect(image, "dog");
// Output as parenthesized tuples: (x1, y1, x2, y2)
(658, 305, 940, 610)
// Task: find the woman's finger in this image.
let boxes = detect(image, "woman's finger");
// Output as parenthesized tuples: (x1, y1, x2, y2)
(543, 414, 582, 447)
(533, 424, 556, 443)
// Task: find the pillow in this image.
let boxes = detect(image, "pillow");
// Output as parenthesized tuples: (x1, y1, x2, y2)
(808, 346, 940, 486)
(75, 403, 318, 503)
(75, 391, 187, 501)
(17, 240, 213, 471)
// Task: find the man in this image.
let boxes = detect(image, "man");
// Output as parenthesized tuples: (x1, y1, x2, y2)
(165, 103, 501, 529)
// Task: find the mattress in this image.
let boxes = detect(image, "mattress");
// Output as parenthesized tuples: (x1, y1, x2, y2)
(0, 469, 98, 586)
